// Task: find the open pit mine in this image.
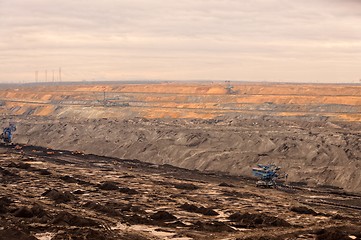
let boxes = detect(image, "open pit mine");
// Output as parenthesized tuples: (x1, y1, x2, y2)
(0, 82, 360, 240)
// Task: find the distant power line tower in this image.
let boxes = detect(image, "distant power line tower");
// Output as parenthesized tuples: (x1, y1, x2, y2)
(59, 67, 62, 82)
(34, 68, 62, 83)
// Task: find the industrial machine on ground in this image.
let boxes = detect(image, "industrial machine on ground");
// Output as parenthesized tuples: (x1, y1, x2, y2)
(252, 164, 287, 188)
(225, 81, 237, 94)
(1, 123, 16, 144)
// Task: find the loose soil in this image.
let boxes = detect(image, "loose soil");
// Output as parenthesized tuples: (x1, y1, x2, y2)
(0, 144, 360, 239)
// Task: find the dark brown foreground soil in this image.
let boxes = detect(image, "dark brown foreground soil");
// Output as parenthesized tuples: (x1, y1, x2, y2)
(0, 143, 361, 239)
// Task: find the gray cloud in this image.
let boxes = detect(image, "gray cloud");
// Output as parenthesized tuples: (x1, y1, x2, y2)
(0, 0, 360, 83)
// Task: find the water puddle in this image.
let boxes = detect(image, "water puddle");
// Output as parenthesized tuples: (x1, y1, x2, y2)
(111, 223, 191, 239)
(35, 232, 56, 240)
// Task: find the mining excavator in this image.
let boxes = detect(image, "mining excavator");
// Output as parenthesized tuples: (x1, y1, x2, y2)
(1, 123, 16, 144)
(252, 164, 287, 188)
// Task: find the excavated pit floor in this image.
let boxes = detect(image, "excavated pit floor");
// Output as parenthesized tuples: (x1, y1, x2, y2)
(0, 143, 361, 240)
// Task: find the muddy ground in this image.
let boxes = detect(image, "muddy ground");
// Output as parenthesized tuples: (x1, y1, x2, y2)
(0, 143, 361, 240)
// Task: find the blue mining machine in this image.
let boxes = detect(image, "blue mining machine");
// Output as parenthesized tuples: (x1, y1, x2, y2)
(1, 123, 16, 144)
(252, 164, 287, 188)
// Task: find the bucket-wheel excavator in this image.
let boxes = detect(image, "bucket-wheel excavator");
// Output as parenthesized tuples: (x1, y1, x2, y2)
(252, 164, 287, 188)
(1, 123, 16, 144)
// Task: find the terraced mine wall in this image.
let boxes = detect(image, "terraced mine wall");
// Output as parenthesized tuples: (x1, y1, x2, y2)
(1, 82, 361, 192)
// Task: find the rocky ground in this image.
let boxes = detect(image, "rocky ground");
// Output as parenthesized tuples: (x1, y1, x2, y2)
(1, 143, 361, 240)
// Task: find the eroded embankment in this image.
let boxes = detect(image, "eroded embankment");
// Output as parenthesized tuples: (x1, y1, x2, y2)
(11, 116, 361, 193)
(1, 83, 361, 121)
(1, 83, 361, 192)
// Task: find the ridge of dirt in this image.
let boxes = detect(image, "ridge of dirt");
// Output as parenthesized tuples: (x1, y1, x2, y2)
(11, 116, 361, 192)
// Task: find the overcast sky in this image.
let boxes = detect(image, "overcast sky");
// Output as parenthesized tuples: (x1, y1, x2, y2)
(0, 0, 360, 83)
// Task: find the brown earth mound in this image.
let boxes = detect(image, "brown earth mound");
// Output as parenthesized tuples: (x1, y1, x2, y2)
(13, 207, 34, 218)
(315, 226, 361, 240)
(180, 203, 218, 216)
(0, 196, 12, 214)
(192, 220, 236, 232)
(119, 187, 138, 194)
(229, 212, 291, 228)
(51, 211, 99, 227)
(98, 181, 119, 190)
(0, 228, 37, 240)
(42, 189, 76, 203)
(290, 206, 318, 215)
(150, 211, 177, 221)
(174, 183, 199, 190)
